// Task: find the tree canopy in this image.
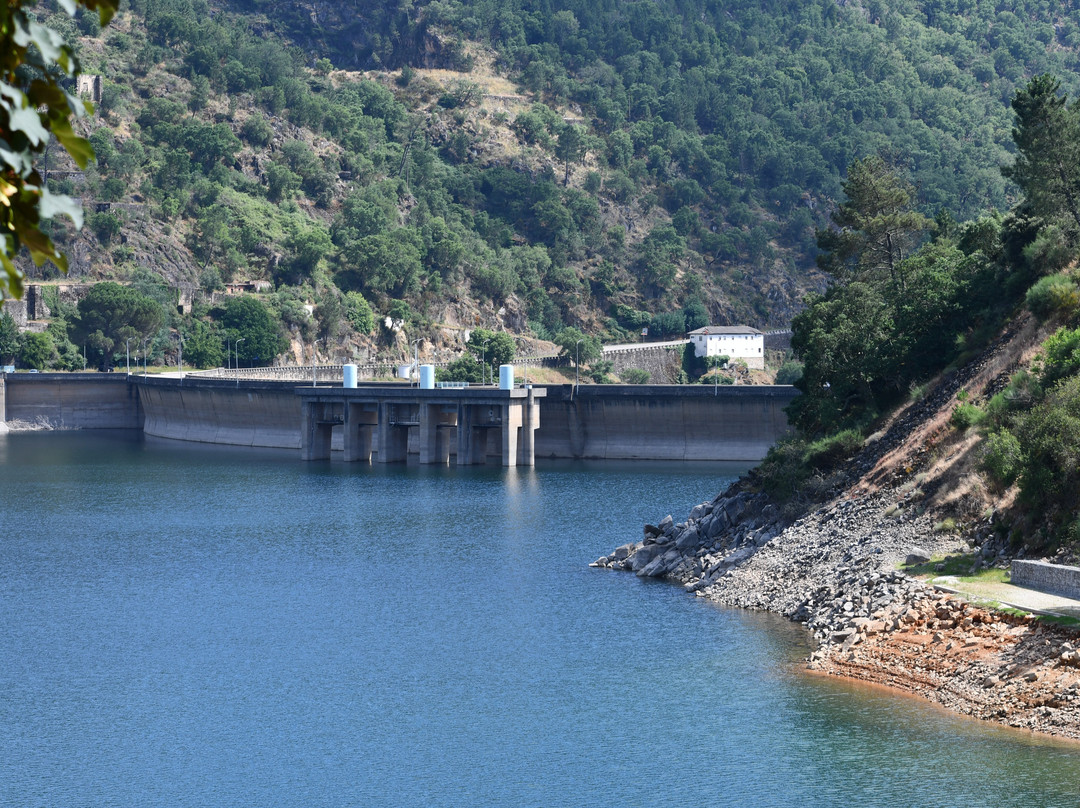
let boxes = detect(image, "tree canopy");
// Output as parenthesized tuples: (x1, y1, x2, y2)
(213, 295, 288, 366)
(69, 281, 164, 369)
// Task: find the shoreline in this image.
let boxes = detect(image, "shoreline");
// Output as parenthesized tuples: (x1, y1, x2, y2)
(594, 485, 1080, 742)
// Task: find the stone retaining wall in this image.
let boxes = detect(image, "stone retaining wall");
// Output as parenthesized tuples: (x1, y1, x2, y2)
(602, 345, 685, 383)
(1011, 559, 1080, 600)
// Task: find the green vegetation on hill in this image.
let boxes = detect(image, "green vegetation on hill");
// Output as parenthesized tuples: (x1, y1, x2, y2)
(11, 0, 1080, 383)
(15, 0, 1080, 353)
(751, 72, 1080, 558)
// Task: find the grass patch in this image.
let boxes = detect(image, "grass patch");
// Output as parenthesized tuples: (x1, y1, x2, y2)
(902, 553, 1009, 583)
(1038, 614, 1080, 628)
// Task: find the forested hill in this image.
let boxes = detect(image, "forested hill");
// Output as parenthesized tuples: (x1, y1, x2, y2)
(21, 0, 1080, 368)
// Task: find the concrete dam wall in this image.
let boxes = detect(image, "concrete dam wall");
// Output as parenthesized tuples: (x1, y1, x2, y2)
(536, 385, 797, 461)
(137, 377, 303, 449)
(1, 374, 798, 462)
(1, 373, 143, 429)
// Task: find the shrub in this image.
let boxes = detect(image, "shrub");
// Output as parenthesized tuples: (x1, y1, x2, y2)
(19, 332, 56, 370)
(241, 114, 273, 147)
(951, 402, 986, 430)
(87, 211, 121, 245)
(802, 428, 864, 470)
(1026, 273, 1080, 320)
(753, 436, 811, 502)
(982, 429, 1023, 486)
(621, 368, 650, 384)
(344, 291, 374, 334)
(1039, 326, 1080, 389)
(775, 359, 803, 385)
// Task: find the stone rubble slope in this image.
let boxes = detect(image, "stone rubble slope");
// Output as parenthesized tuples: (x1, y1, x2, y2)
(594, 316, 1080, 740)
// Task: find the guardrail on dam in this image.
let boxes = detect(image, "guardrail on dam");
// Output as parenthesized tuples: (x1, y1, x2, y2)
(1, 373, 798, 462)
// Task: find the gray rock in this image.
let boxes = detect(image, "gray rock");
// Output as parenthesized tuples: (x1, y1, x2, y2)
(631, 543, 664, 572)
(638, 548, 682, 578)
(706, 509, 731, 538)
(722, 545, 755, 568)
(675, 526, 701, 552)
(904, 547, 931, 565)
(753, 529, 775, 547)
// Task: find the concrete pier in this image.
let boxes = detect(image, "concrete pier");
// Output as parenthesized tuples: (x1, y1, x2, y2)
(296, 386, 546, 466)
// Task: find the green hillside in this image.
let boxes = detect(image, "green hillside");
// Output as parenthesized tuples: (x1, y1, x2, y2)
(13, 0, 1080, 370)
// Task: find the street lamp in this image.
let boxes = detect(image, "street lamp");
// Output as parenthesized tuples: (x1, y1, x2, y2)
(142, 338, 148, 376)
(575, 338, 583, 389)
(235, 338, 244, 387)
(125, 338, 132, 376)
(226, 336, 231, 374)
(482, 339, 490, 386)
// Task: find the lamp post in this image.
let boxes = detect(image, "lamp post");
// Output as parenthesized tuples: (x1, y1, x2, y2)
(575, 339, 583, 389)
(482, 339, 490, 386)
(125, 338, 131, 376)
(411, 338, 421, 387)
(142, 338, 148, 376)
(235, 338, 244, 387)
(176, 333, 184, 379)
(226, 337, 231, 374)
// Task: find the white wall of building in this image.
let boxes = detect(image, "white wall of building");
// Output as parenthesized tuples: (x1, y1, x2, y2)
(691, 333, 765, 369)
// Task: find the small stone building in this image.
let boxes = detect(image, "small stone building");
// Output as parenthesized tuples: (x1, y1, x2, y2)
(76, 74, 102, 103)
(689, 325, 765, 369)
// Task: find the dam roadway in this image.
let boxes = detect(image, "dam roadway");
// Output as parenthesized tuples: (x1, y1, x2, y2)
(0, 373, 798, 463)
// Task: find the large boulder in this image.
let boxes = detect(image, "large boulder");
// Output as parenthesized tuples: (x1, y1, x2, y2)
(638, 548, 682, 578)
(688, 502, 711, 521)
(904, 547, 931, 566)
(675, 525, 702, 552)
(631, 542, 665, 572)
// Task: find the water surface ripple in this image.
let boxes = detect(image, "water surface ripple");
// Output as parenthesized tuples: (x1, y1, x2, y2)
(1, 432, 1078, 807)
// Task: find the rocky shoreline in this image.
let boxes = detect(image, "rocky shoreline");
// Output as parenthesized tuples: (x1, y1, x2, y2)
(593, 484, 1080, 740)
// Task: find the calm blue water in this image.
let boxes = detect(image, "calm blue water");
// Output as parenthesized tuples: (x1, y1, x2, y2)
(2, 431, 1079, 808)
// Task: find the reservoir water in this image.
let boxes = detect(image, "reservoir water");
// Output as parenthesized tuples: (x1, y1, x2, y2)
(2, 431, 1079, 807)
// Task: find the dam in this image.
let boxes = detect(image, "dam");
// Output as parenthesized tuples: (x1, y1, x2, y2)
(0, 372, 798, 463)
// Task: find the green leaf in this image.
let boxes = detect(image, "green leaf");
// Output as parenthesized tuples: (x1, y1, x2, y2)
(0, 144, 34, 175)
(39, 187, 83, 229)
(23, 20, 68, 68)
(51, 117, 95, 169)
(83, 0, 119, 27)
(7, 106, 48, 147)
(0, 253, 25, 301)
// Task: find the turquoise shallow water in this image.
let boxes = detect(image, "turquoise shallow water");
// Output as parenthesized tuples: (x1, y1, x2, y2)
(1, 431, 1079, 807)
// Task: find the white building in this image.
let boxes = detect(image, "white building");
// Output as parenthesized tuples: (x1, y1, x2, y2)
(689, 325, 765, 369)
